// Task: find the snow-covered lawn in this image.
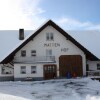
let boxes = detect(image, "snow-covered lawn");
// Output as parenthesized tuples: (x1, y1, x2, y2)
(0, 78, 100, 100)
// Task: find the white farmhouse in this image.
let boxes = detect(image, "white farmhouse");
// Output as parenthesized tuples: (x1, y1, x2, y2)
(0, 20, 100, 81)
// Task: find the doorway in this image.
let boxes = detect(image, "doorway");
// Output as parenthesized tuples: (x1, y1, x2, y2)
(43, 64, 57, 80)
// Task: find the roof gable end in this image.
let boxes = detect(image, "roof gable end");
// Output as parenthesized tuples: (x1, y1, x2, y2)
(1, 20, 99, 63)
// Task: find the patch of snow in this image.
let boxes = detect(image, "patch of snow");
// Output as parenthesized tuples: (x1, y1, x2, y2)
(0, 93, 30, 100)
(0, 20, 52, 62)
(0, 30, 33, 62)
(67, 30, 100, 59)
(0, 28, 100, 62)
(0, 78, 100, 100)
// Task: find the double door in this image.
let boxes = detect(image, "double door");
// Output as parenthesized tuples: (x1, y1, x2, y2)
(43, 65, 57, 80)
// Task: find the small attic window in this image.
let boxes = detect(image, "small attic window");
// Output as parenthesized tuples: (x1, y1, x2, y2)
(46, 33, 54, 41)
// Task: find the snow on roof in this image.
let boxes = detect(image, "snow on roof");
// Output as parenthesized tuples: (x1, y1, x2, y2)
(0, 29, 100, 62)
(67, 30, 100, 59)
(0, 30, 33, 62)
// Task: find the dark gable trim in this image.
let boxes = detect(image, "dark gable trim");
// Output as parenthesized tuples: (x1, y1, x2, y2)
(0, 20, 99, 64)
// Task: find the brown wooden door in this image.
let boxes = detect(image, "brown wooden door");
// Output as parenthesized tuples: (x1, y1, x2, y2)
(43, 65, 57, 80)
(59, 55, 83, 77)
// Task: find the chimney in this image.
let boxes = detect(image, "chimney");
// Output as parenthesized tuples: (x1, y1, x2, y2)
(19, 29, 24, 40)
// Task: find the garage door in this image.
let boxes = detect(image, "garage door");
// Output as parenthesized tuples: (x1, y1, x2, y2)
(59, 55, 83, 77)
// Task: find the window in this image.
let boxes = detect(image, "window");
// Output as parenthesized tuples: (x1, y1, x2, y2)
(46, 33, 49, 40)
(21, 50, 26, 57)
(46, 49, 52, 56)
(97, 64, 100, 70)
(1, 67, 5, 74)
(31, 66, 36, 74)
(46, 33, 54, 41)
(20, 66, 26, 74)
(31, 50, 36, 56)
(1, 66, 12, 74)
(51, 33, 53, 40)
(86, 64, 89, 71)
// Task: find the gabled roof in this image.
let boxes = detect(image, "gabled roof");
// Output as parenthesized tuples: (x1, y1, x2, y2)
(0, 30, 33, 63)
(0, 20, 99, 64)
(67, 30, 100, 59)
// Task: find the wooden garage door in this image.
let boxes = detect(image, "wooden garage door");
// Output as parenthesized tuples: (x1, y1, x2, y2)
(59, 55, 83, 77)
(43, 65, 57, 80)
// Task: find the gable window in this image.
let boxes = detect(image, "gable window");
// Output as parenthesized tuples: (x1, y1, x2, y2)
(21, 50, 26, 57)
(46, 49, 52, 56)
(50, 33, 53, 40)
(31, 66, 36, 74)
(20, 66, 26, 74)
(97, 64, 100, 70)
(31, 50, 36, 56)
(46, 33, 54, 41)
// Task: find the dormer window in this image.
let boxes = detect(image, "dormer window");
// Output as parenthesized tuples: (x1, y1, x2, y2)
(46, 33, 54, 41)
(21, 50, 26, 57)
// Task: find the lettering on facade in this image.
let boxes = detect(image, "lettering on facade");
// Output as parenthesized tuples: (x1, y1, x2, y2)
(44, 43, 60, 47)
(61, 48, 69, 52)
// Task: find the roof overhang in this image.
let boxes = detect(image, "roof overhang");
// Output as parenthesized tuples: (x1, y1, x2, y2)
(0, 20, 99, 64)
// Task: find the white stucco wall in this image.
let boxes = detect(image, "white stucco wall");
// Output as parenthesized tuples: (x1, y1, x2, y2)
(0, 64, 1, 75)
(14, 26, 86, 78)
(87, 61, 100, 71)
(14, 64, 43, 78)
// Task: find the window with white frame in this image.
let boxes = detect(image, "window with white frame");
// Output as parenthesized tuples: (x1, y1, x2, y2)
(1, 66, 12, 74)
(20, 66, 26, 74)
(31, 50, 36, 56)
(46, 33, 54, 41)
(21, 50, 26, 57)
(1, 66, 5, 74)
(46, 49, 52, 56)
(97, 64, 100, 70)
(31, 66, 36, 74)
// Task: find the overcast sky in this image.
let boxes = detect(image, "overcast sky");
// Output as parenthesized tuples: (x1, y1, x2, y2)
(0, 0, 100, 30)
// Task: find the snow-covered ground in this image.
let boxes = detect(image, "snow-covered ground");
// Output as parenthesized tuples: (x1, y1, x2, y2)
(0, 78, 100, 100)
